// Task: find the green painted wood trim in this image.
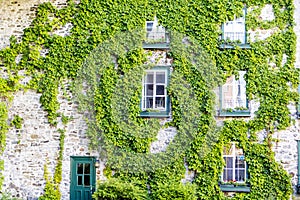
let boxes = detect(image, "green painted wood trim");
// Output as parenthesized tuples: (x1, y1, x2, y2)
(220, 185, 250, 192)
(142, 43, 170, 49)
(220, 7, 249, 49)
(219, 111, 250, 117)
(140, 111, 170, 117)
(297, 140, 300, 188)
(70, 156, 97, 200)
(140, 66, 171, 118)
(297, 85, 300, 118)
(244, 7, 248, 44)
(218, 78, 250, 117)
(219, 43, 251, 49)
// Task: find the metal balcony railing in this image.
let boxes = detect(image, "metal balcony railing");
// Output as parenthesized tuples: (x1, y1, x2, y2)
(223, 32, 246, 44)
(145, 31, 170, 44)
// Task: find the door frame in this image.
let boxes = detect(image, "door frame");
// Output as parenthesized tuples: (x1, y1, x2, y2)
(70, 156, 97, 200)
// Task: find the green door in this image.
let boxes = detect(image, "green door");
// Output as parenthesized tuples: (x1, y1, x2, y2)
(70, 157, 96, 200)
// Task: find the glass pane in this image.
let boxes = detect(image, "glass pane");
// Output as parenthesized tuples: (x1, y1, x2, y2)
(146, 97, 153, 108)
(146, 73, 154, 83)
(235, 169, 245, 182)
(156, 85, 165, 95)
(155, 97, 165, 109)
(77, 176, 82, 186)
(77, 163, 83, 174)
(223, 169, 233, 181)
(237, 71, 247, 107)
(235, 158, 245, 168)
(156, 72, 165, 83)
(84, 163, 90, 174)
(222, 73, 247, 109)
(146, 22, 153, 32)
(84, 175, 90, 186)
(224, 157, 233, 168)
(146, 84, 153, 95)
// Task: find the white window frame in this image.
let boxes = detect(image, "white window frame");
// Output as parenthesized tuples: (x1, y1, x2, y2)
(221, 71, 247, 110)
(142, 69, 167, 111)
(222, 143, 247, 183)
(145, 17, 166, 42)
(223, 9, 246, 43)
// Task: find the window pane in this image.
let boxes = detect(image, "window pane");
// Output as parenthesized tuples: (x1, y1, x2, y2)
(84, 175, 90, 186)
(77, 163, 83, 174)
(222, 72, 247, 109)
(77, 176, 82, 185)
(235, 158, 245, 168)
(156, 85, 165, 95)
(146, 73, 154, 83)
(156, 72, 165, 83)
(84, 163, 90, 174)
(146, 97, 153, 108)
(155, 97, 165, 109)
(223, 169, 233, 181)
(235, 169, 245, 182)
(224, 157, 233, 168)
(146, 22, 153, 32)
(146, 84, 153, 95)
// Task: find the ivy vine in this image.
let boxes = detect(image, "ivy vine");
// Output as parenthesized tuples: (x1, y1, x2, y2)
(0, 0, 299, 199)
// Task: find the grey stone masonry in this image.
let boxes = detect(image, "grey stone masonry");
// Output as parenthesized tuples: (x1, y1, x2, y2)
(1, 89, 100, 199)
(0, 0, 68, 49)
(0, 0, 300, 199)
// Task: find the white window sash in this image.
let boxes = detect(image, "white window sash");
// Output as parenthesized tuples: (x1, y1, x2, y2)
(145, 18, 166, 42)
(142, 70, 167, 111)
(223, 11, 246, 43)
(222, 143, 246, 183)
(222, 71, 247, 109)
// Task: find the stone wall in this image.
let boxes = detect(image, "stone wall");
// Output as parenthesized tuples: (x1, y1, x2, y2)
(2, 88, 101, 199)
(0, 1, 300, 199)
(0, 0, 68, 49)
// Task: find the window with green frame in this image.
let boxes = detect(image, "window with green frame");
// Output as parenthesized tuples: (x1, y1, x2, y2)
(219, 71, 250, 116)
(220, 143, 250, 193)
(297, 85, 300, 118)
(140, 66, 171, 117)
(220, 7, 250, 49)
(143, 17, 170, 49)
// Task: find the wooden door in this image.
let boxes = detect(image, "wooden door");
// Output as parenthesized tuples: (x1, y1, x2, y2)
(70, 157, 96, 200)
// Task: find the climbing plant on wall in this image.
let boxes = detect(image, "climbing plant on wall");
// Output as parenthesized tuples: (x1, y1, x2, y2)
(0, 0, 299, 199)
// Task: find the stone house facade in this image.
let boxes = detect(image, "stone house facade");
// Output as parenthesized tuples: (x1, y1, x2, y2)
(0, 0, 300, 199)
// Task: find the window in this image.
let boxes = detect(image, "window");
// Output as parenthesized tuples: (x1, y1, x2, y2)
(145, 20, 167, 43)
(223, 156, 246, 182)
(143, 17, 170, 49)
(220, 8, 249, 48)
(219, 71, 250, 116)
(140, 67, 170, 117)
(220, 143, 250, 192)
(297, 85, 300, 118)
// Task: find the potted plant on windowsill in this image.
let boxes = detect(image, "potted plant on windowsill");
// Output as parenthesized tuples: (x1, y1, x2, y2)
(219, 180, 248, 187)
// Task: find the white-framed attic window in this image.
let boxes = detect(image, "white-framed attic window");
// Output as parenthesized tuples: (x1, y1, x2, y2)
(145, 17, 168, 43)
(222, 8, 246, 44)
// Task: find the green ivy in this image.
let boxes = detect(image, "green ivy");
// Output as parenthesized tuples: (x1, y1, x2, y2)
(0, 0, 299, 199)
(39, 129, 65, 199)
(10, 115, 23, 129)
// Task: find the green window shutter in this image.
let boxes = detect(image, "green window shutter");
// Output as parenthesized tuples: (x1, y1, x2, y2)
(297, 85, 300, 118)
(243, 7, 247, 44)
